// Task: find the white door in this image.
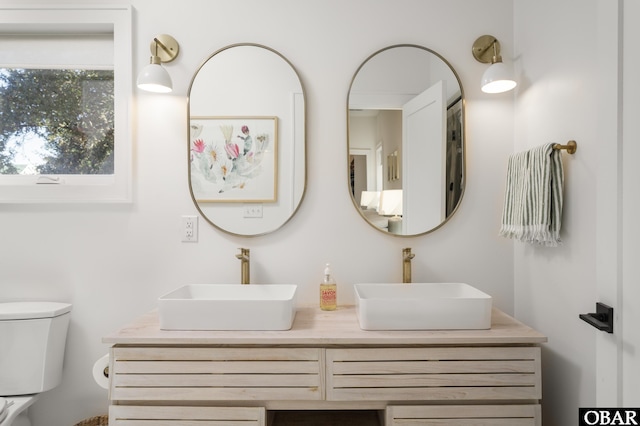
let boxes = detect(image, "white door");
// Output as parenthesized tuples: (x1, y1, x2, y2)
(594, 0, 622, 407)
(402, 80, 446, 234)
(594, 0, 639, 407)
(621, 0, 640, 405)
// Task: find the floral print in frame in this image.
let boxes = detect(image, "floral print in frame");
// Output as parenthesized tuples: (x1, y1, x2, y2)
(190, 116, 278, 202)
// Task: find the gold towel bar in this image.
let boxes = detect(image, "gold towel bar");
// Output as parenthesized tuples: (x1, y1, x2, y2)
(553, 140, 577, 154)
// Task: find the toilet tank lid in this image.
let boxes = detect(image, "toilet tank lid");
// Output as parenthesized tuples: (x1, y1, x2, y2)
(0, 302, 72, 320)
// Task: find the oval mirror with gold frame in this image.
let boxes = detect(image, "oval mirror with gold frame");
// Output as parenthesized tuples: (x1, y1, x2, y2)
(188, 44, 306, 236)
(347, 44, 465, 236)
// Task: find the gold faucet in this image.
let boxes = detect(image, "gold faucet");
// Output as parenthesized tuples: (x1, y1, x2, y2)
(236, 248, 250, 284)
(402, 248, 415, 284)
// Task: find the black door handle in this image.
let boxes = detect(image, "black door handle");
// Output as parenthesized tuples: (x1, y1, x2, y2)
(579, 302, 613, 333)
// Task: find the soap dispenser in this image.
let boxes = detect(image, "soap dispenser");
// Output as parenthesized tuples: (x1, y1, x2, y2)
(320, 263, 337, 311)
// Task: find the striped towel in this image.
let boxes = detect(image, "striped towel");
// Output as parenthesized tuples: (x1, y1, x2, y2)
(499, 143, 564, 246)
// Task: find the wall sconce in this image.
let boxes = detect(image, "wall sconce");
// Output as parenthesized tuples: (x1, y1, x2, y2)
(137, 34, 179, 93)
(472, 35, 517, 94)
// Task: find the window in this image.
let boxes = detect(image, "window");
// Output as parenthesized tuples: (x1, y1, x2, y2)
(0, 5, 132, 202)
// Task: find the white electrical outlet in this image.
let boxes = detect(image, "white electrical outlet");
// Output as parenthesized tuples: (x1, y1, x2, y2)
(243, 203, 263, 218)
(181, 215, 198, 242)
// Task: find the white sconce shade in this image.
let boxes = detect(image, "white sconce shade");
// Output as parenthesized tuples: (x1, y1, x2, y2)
(481, 61, 517, 94)
(137, 34, 179, 94)
(472, 35, 517, 94)
(137, 62, 173, 93)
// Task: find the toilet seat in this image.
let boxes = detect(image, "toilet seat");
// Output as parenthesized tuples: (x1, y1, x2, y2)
(0, 395, 38, 426)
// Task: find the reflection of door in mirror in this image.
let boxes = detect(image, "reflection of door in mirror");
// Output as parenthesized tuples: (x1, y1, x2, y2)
(375, 145, 383, 190)
(350, 146, 377, 208)
(350, 154, 367, 206)
(446, 98, 463, 216)
(402, 81, 446, 235)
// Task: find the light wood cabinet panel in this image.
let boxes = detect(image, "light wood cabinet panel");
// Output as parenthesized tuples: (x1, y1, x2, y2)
(386, 404, 541, 426)
(109, 406, 265, 426)
(110, 347, 323, 401)
(326, 347, 541, 401)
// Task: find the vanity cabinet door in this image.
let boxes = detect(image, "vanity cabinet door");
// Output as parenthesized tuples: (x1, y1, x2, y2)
(325, 347, 541, 401)
(386, 405, 541, 426)
(110, 347, 322, 401)
(109, 406, 266, 426)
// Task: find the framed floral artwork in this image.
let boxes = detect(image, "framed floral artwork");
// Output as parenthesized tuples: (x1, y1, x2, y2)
(189, 116, 278, 202)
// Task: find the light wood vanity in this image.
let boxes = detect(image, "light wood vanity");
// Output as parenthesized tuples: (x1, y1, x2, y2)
(103, 306, 546, 426)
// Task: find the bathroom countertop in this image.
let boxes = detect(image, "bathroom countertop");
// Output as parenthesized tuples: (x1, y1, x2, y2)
(103, 306, 546, 346)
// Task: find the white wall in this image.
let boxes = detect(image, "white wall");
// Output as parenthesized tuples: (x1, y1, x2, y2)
(513, 0, 610, 424)
(0, 1, 516, 425)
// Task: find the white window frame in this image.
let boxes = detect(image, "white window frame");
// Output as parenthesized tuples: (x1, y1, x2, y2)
(0, 5, 132, 203)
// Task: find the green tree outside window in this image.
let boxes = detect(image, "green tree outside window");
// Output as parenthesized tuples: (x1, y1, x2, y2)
(0, 68, 114, 175)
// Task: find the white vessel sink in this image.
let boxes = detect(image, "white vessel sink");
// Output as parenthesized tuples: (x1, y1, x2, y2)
(354, 283, 492, 330)
(158, 284, 297, 331)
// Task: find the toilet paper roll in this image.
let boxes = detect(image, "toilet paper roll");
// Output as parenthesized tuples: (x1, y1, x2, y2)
(92, 354, 110, 390)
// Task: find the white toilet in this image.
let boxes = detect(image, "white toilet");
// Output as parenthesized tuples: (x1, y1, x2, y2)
(0, 302, 72, 426)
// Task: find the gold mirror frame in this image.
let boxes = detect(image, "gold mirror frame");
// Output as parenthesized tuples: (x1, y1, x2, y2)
(347, 44, 466, 237)
(187, 43, 307, 237)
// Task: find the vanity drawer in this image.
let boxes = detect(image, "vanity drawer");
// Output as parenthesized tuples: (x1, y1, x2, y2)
(109, 405, 266, 426)
(386, 404, 541, 426)
(326, 347, 541, 401)
(110, 347, 322, 401)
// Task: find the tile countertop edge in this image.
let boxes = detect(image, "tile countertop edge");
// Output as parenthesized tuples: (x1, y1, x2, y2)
(102, 306, 547, 346)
